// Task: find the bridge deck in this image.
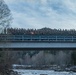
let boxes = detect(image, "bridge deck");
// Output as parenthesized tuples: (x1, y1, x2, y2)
(0, 42, 76, 49)
(0, 35, 76, 50)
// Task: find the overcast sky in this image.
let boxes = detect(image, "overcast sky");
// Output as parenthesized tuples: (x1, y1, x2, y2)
(4, 0, 76, 29)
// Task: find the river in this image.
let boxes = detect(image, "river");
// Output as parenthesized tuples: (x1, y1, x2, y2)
(13, 69, 76, 75)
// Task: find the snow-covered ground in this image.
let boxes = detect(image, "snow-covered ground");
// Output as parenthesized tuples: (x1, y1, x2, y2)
(13, 69, 76, 75)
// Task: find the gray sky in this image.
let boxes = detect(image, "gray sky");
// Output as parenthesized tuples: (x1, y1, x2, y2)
(5, 0, 76, 29)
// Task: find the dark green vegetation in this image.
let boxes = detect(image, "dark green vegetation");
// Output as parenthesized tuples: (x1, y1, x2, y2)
(71, 51, 76, 65)
(6, 27, 76, 36)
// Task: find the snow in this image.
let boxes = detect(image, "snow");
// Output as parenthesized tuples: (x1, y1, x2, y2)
(13, 69, 76, 75)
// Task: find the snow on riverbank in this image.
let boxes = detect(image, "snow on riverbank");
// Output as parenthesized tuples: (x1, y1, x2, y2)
(13, 69, 76, 75)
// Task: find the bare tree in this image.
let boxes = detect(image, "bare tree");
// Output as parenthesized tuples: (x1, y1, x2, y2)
(0, 0, 12, 34)
(55, 51, 71, 66)
(45, 53, 55, 65)
(0, 0, 12, 75)
(31, 51, 45, 66)
(23, 53, 31, 65)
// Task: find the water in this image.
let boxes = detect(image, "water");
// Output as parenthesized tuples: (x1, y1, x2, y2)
(13, 69, 76, 75)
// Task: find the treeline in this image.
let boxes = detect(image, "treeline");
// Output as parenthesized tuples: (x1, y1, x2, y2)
(9, 50, 76, 66)
(0, 50, 76, 70)
(6, 27, 76, 35)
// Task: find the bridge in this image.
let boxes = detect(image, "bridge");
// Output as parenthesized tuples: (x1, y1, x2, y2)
(0, 34, 76, 50)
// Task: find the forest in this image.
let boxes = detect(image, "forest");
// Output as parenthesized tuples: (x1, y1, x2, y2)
(7, 50, 76, 66)
(6, 27, 76, 36)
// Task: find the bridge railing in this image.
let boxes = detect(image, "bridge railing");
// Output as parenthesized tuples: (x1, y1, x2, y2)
(0, 35, 76, 42)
